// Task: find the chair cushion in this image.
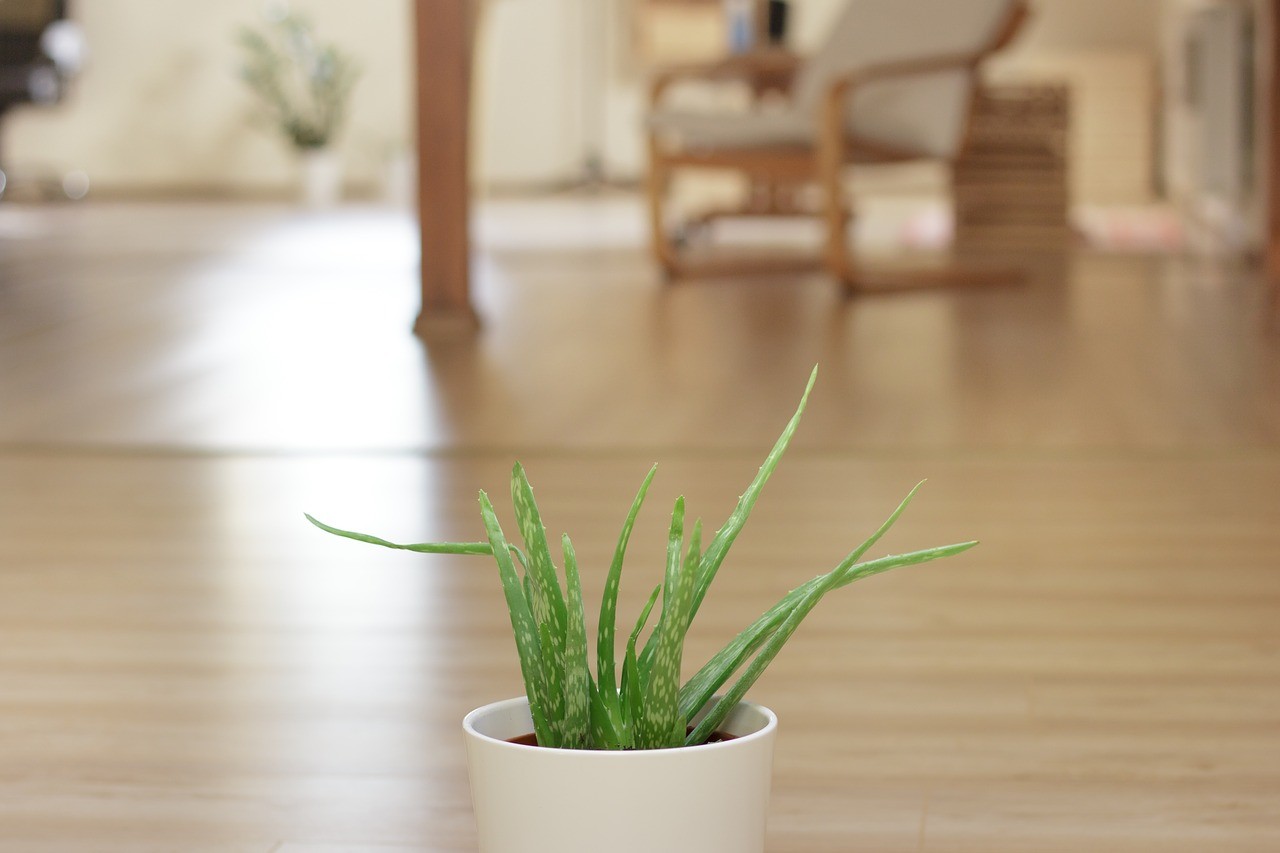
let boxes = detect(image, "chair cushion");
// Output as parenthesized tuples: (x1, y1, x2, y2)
(648, 105, 812, 150)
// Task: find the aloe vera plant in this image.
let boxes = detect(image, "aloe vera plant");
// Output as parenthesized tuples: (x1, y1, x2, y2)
(307, 367, 975, 749)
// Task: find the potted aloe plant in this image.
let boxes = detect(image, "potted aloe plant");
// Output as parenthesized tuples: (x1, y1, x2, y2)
(307, 367, 975, 853)
(237, 11, 359, 207)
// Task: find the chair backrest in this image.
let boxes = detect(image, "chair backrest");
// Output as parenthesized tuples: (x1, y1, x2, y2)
(793, 0, 1021, 159)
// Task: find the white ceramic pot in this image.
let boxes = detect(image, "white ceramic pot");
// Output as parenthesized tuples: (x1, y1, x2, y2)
(463, 696, 777, 853)
(299, 148, 343, 208)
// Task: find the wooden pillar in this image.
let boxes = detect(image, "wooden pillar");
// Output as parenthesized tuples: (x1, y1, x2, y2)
(1268, 0, 1280, 304)
(413, 0, 478, 333)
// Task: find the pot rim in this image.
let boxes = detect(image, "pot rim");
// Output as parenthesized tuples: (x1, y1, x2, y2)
(462, 695, 777, 755)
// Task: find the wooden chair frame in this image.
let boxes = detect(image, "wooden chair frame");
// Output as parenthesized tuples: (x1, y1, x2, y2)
(646, 1, 1030, 293)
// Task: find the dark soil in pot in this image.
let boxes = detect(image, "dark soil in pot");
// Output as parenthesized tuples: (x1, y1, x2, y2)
(506, 729, 738, 748)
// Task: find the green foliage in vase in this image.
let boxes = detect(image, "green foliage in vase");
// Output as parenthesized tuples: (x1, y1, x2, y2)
(236, 12, 360, 150)
(306, 367, 976, 749)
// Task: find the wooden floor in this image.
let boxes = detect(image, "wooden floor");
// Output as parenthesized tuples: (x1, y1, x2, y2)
(1, 200, 1278, 851)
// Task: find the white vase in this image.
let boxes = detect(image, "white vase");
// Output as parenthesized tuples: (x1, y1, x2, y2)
(462, 696, 777, 853)
(299, 148, 342, 208)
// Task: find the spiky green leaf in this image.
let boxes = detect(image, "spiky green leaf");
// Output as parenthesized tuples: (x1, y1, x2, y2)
(537, 619, 566, 746)
(679, 482, 926, 718)
(686, 539, 977, 745)
(476, 491, 553, 745)
(510, 464, 569, 739)
(597, 465, 657, 702)
(304, 513, 493, 556)
(641, 513, 700, 749)
(636, 498, 685, 748)
(511, 464, 568, 639)
(639, 517, 702, 675)
(304, 513, 528, 567)
(688, 366, 818, 627)
(619, 583, 661, 748)
(621, 642, 644, 749)
(561, 534, 590, 749)
(588, 678, 623, 749)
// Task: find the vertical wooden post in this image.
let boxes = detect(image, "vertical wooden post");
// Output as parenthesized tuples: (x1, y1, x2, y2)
(1267, 0, 1280, 306)
(413, 0, 478, 333)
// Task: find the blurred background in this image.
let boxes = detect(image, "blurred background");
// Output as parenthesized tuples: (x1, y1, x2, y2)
(1, 0, 1269, 248)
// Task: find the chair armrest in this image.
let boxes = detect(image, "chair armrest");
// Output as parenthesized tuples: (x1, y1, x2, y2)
(649, 49, 803, 104)
(823, 51, 986, 103)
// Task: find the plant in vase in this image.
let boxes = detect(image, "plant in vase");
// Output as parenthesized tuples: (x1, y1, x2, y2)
(236, 11, 359, 207)
(307, 367, 975, 853)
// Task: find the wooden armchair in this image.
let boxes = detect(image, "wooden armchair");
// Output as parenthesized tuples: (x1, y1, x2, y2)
(646, 0, 1030, 292)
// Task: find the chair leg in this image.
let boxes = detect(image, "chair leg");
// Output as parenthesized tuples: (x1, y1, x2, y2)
(816, 115, 859, 293)
(816, 156, 1024, 293)
(646, 136, 680, 279)
(815, 99, 1025, 294)
(822, 202, 856, 294)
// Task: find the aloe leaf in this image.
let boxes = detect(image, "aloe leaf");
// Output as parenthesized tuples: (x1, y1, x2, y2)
(641, 513, 701, 749)
(537, 620, 566, 746)
(639, 497, 685, 682)
(627, 583, 663, 665)
(597, 465, 658, 703)
(639, 517, 703, 675)
(678, 598, 784, 723)
(476, 491, 553, 745)
(511, 464, 568, 638)
(305, 513, 529, 567)
(595, 671, 622, 735)
(680, 539, 977, 722)
(620, 643, 643, 749)
(688, 365, 818, 627)
(522, 574, 535, 616)
(604, 692, 626, 745)
(561, 534, 590, 749)
(304, 513, 493, 556)
(636, 498, 686, 748)
(510, 464, 569, 733)
(619, 583, 661, 747)
(618, 650, 633, 743)
(679, 482, 926, 717)
(686, 539, 977, 745)
(588, 678, 623, 750)
(687, 551, 846, 746)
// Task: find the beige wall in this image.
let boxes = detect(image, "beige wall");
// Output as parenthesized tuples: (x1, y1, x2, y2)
(5, 1, 414, 195)
(6, 0, 622, 193)
(4, 0, 1167, 201)
(988, 0, 1163, 204)
(476, 0, 585, 187)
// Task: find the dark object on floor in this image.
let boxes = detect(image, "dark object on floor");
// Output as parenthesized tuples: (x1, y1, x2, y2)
(767, 0, 789, 44)
(0, 0, 85, 201)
